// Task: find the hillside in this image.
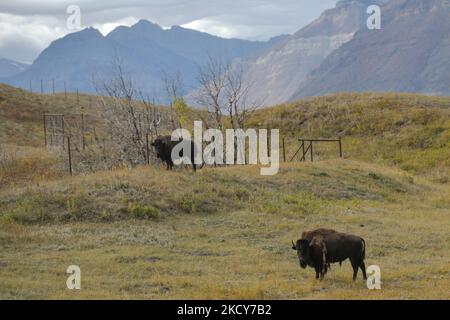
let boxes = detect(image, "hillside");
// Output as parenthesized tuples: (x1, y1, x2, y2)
(1, 84, 449, 185)
(1, 160, 449, 299)
(0, 83, 449, 299)
(250, 93, 450, 182)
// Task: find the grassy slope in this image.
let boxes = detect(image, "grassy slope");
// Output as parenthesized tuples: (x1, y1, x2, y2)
(0, 84, 101, 146)
(0, 161, 449, 299)
(2, 85, 448, 185)
(250, 93, 450, 182)
(0, 84, 449, 299)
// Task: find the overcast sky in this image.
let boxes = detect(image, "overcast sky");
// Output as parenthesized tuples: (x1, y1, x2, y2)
(0, 0, 338, 63)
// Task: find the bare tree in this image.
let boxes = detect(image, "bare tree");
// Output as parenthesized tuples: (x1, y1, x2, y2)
(195, 56, 259, 132)
(162, 70, 185, 129)
(92, 57, 165, 168)
(195, 56, 228, 131)
(195, 56, 261, 165)
(225, 63, 259, 130)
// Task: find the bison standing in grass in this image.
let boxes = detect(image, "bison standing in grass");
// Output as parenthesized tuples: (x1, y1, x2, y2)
(151, 135, 197, 172)
(292, 228, 367, 281)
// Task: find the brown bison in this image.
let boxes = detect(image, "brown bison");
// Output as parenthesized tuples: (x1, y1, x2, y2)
(293, 235, 328, 280)
(300, 228, 337, 242)
(292, 229, 367, 281)
(151, 135, 197, 172)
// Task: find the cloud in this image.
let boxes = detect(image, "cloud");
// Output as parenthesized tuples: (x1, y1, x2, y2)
(0, 0, 337, 62)
(0, 13, 67, 63)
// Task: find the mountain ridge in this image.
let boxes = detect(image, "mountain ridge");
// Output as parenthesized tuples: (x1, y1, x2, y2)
(291, 0, 450, 99)
(0, 58, 30, 78)
(241, 0, 388, 106)
(2, 20, 287, 101)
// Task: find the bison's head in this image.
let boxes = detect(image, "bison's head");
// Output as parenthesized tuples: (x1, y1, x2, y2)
(292, 239, 310, 268)
(151, 137, 166, 158)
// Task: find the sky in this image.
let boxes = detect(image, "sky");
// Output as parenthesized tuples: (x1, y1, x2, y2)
(0, 0, 338, 64)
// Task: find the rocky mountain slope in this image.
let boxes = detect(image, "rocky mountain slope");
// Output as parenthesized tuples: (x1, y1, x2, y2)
(292, 0, 450, 99)
(0, 58, 29, 78)
(3, 20, 286, 102)
(242, 0, 387, 106)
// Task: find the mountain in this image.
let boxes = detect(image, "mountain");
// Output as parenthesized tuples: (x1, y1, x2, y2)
(0, 58, 29, 78)
(292, 0, 450, 99)
(5, 28, 121, 94)
(107, 20, 286, 66)
(241, 0, 388, 106)
(3, 20, 287, 101)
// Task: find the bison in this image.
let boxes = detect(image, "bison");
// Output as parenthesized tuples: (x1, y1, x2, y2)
(300, 228, 337, 242)
(292, 229, 367, 281)
(292, 235, 328, 280)
(299, 228, 337, 270)
(151, 135, 197, 172)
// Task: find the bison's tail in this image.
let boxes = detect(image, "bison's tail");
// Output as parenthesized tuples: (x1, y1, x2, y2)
(361, 238, 366, 261)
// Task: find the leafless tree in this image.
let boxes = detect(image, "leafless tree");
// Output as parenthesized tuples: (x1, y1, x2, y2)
(92, 57, 166, 168)
(195, 56, 261, 164)
(225, 63, 259, 130)
(195, 56, 228, 131)
(161, 70, 185, 129)
(195, 56, 259, 131)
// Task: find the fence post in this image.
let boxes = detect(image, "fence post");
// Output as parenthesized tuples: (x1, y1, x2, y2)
(310, 141, 313, 162)
(52, 79, 55, 94)
(61, 115, 65, 149)
(43, 113, 47, 148)
(301, 140, 305, 161)
(81, 113, 85, 151)
(146, 133, 150, 165)
(40, 79, 43, 94)
(50, 117, 54, 146)
(339, 136, 343, 158)
(67, 136, 73, 176)
(282, 138, 286, 162)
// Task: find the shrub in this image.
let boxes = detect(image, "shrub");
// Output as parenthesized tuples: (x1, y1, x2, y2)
(127, 203, 160, 220)
(179, 195, 196, 213)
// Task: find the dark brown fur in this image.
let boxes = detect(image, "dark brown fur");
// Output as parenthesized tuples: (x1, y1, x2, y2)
(151, 135, 197, 172)
(293, 229, 367, 281)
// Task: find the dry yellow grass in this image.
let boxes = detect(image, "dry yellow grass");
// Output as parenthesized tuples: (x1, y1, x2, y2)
(1, 84, 449, 299)
(0, 161, 449, 299)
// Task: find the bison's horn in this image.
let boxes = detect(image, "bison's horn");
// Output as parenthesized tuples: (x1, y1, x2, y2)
(292, 240, 296, 250)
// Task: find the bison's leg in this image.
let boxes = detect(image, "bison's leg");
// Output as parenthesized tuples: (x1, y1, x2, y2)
(314, 265, 321, 280)
(168, 160, 174, 171)
(350, 259, 359, 280)
(319, 268, 325, 280)
(360, 262, 367, 280)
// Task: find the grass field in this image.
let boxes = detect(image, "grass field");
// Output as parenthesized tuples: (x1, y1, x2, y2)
(0, 161, 449, 299)
(0, 84, 449, 299)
